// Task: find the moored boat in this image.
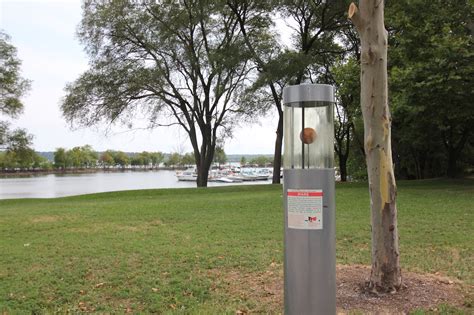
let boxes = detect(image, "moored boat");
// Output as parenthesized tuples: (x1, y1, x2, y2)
(176, 169, 197, 181)
(175, 167, 272, 183)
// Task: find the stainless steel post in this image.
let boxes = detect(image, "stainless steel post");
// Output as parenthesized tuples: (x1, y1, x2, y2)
(282, 84, 336, 315)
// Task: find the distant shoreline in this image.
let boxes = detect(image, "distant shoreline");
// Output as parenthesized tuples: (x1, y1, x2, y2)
(0, 167, 185, 177)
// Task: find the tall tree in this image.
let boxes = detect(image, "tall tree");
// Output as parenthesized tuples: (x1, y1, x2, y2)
(330, 23, 366, 182)
(387, 0, 474, 178)
(227, 0, 283, 183)
(1, 128, 35, 169)
(227, 0, 349, 183)
(0, 31, 30, 118)
(349, 0, 401, 292)
(213, 145, 227, 166)
(54, 147, 69, 169)
(240, 155, 247, 166)
(113, 151, 129, 169)
(0, 31, 32, 151)
(331, 58, 361, 181)
(280, 0, 349, 84)
(62, 0, 255, 187)
(181, 152, 196, 166)
(166, 152, 182, 167)
(99, 150, 115, 168)
(150, 151, 164, 167)
(139, 151, 151, 168)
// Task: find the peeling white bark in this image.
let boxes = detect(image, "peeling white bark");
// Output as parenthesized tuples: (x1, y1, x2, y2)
(349, 0, 402, 292)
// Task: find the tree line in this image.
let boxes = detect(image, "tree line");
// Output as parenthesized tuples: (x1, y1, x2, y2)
(334, 0, 473, 181)
(0, 142, 277, 171)
(2, 1, 472, 182)
(53, 146, 166, 170)
(52, 147, 207, 170)
(60, 0, 472, 186)
(0, 146, 51, 170)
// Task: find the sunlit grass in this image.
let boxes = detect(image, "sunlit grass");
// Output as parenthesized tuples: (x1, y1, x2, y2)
(0, 179, 472, 312)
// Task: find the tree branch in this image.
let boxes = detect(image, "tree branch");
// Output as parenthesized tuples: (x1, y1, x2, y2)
(348, 2, 365, 33)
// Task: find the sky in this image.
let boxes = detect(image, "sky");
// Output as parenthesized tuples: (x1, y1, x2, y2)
(0, 0, 281, 154)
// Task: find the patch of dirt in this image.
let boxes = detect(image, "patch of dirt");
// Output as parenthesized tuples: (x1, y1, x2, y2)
(29, 214, 79, 224)
(68, 220, 164, 233)
(209, 264, 470, 314)
(149, 219, 164, 226)
(337, 265, 467, 314)
(68, 222, 108, 233)
(29, 215, 62, 223)
(209, 262, 283, 313)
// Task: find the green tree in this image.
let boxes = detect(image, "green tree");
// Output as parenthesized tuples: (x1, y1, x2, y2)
(99, 150, 115, 168)
(0, 128, 35, 170)
(0, 31, 33, 153)
(240, 156, 247, 166)
(181, 152, 195, 167)
(166, 153, 182, 167)
(139, 151, 151, 168)
(227, 0, 349, 183)
(349, 0, 401, 292)
(113, 151, 129, 169)
(81, 145, 98, 168)
(54, 147, 69, 169)
(62, 1, 256, 187)
(331, 57, 363, 181)
(32, 154, 51, 170)
(0, 31, 31, 119)
(131, 155, 144, 167)
(213, 146, 227, 166)
(150, 152, 164, 168)
(3, 128, 32, 152)
(1, 147, 36, 170)
(0, 151, 15, 169)
(387, 0, 474, 178)
(250, 155, 271, 167)
(0, 152, 6, 169)
(227, 1, 281, 182)
(66, 145, 97, 168)
(68, 147, 83, 168)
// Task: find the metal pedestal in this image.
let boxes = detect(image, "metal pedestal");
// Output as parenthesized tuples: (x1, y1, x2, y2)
(283, 168, 336, 315)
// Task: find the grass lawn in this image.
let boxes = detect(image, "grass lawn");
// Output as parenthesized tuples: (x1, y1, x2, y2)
(0, 179, 472, 313)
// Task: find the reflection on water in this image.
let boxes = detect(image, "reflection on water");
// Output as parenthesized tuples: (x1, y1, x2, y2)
(0, 170, 271, 199)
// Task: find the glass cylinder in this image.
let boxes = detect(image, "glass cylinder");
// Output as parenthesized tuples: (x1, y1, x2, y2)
(283, 84, 335, 169)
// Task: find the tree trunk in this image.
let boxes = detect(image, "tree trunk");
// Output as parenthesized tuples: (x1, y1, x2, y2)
(447, 148, 457, 178)
(196, 164, 209, 187)
(339, 154, 348, 182)
(419, 153, 426, 179)
(191, 128, 213, 188)
(196, 149, 213, 187)
(335, 139, 349, 182)
(349, 0, 402, 293)
(272, 113, 283, 184)
(445, 131, 469, 178)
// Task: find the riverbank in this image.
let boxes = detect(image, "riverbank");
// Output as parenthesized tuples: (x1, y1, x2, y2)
(0, 180, 472, 313)
(0, 170, 271, 199)
(0, 167, 185, 177)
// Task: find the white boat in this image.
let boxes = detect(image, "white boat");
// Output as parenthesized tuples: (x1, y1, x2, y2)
(239, 168, 271, 181)
(176, 168, 262, 183)
(176, 169, 237, 183)
(255, 168, 273, 180)
(176, 170, 197, 181)
(208, 169, 243, 183)
(212, 177, 236, 183)
(229, 177, 243, 183)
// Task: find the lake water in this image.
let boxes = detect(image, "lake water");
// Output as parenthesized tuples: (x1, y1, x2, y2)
(0, 170, 271, 199)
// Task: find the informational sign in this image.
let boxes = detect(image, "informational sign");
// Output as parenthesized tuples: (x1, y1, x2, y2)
(287, 189, 323, 230)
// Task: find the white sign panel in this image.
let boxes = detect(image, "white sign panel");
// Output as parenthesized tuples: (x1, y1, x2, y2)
(287, 189, 323, 230)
